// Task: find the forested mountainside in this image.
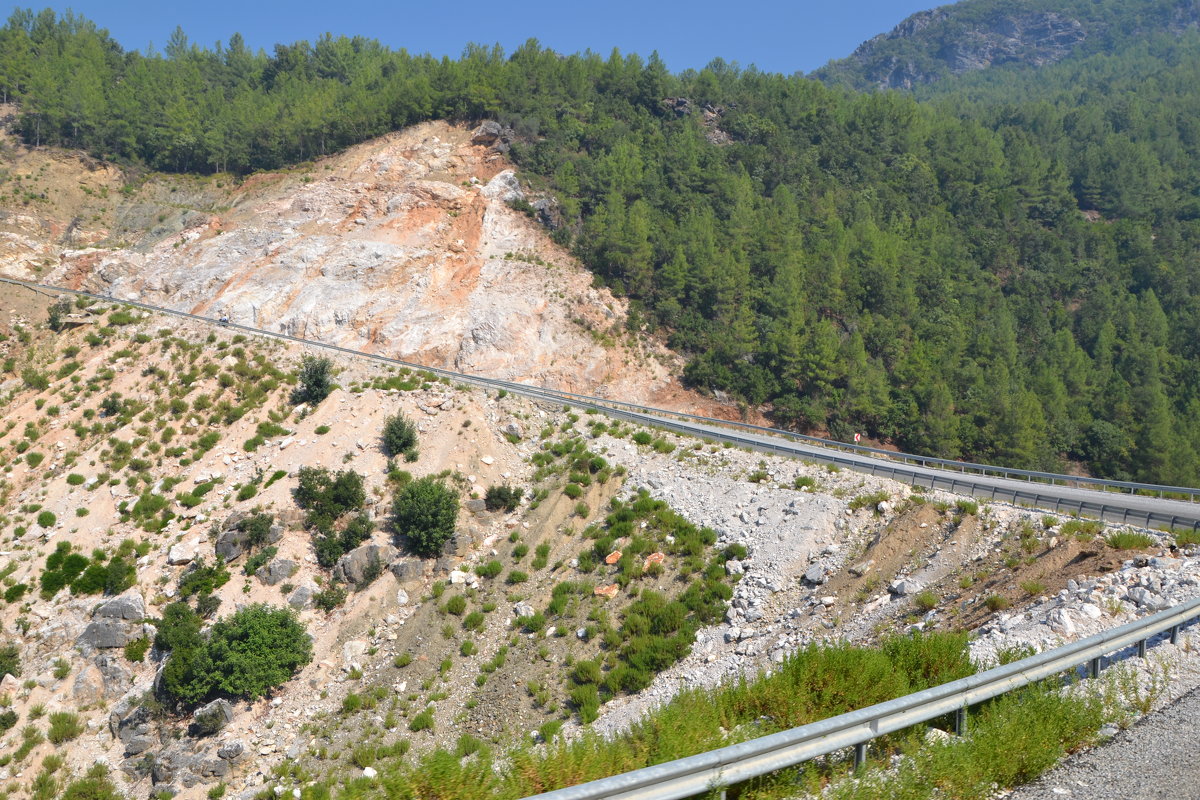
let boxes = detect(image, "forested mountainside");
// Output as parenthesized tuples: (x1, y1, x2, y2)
(2, 4, 1200, 485)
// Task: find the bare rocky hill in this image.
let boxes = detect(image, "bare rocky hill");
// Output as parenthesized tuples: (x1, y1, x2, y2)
(0, 116, 708, 412)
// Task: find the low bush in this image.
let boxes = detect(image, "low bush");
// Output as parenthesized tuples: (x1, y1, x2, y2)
(48, 711, 83, 744)
(382, 413, 418, 458)
(484, 484, 523, 512)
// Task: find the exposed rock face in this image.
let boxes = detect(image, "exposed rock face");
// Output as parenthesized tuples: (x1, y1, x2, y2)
(95, 591, 145, 620)
(79, 593, 145, 651)
(334, 544, 398, 585)
(15, 121, 690, 406)
(191, 698, 235, 735)
(817, 7, 1087, 89)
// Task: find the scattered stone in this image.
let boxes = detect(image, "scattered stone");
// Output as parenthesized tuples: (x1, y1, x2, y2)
(605, 550, 622, 565)
(167, 540, 198, 565)
(803, 564, 826, 585)
(594, 584, 620, 600)
(889, 578, 923, 597)
(848, 560, 874, 577)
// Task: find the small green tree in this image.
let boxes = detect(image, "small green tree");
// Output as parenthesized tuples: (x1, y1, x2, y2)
(393, 477, 459, 557)
(290, 355, 335, 406)
(381, 413, 418, 458)
(47, 299, 72, 331)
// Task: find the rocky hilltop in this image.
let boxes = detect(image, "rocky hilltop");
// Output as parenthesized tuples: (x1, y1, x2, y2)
(814, 0, 1200, 90)
(0, 116, 697, 409)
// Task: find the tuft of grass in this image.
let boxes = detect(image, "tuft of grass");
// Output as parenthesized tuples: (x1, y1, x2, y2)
(1020, 580, 1046, 596)
(848, 491, 890, 512)
(984, 594, 1011, 612)
(1105, 531, 1155, 550)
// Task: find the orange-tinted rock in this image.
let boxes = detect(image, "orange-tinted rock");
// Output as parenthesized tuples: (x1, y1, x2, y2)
(604, 550, 622, 565)
(594, 584, 620, 599)
(643, 552, 666, 569)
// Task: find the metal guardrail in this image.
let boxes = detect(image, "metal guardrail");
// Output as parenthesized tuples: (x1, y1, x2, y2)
(522, 595, 1200, 800)
(2, 276, 1198, 530)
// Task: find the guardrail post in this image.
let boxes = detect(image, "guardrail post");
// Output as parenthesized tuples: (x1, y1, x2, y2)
(1137, 639, 1147, 659)
(954, 706, 967, 736)
(853, 742, 868, 771)
(1170, 625, 1180, 645)
(1089, 656, 1103, 679)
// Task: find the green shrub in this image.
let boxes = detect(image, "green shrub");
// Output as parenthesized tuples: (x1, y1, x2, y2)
(393, 476, 459, 557)
(484, 484, 523, 512)
(124, 637, 151, 663)
(159, 604, 312, 707)
(393, 652, 413, 668)
(632, 431, 652, 446)
(314, 425, 330, 435)
(48, 711, 84, 744)
(291, 355, 335, 406)
(984, 594, 1011, 612)
(563, 483, 583, 499)
(0, 709, 16, 733)
(60, 764, 122, 800)
(475, 560, 503, 579)
(848, 491, 890, 512)
(178, 559, 231, 597)
(314, 584, 348, 612)
(506, 570, 529, 584)
(445, 595, 467, 615)
(1175, 529, 1200, 547)
(382, 413, 418, 457)
(409, 708, 435, 732)
(463, 611, 485, 632)
(66, 473, 86, 486)
(36, 510, 56, 528)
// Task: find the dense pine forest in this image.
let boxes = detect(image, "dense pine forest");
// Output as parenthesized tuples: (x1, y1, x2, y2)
(2, 3, 1200, 485)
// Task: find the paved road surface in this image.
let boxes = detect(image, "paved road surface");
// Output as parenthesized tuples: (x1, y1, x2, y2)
(1006, 685, 1200, 800)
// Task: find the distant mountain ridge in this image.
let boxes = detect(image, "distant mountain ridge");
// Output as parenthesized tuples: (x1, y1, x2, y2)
(815, 0, 1200, 89)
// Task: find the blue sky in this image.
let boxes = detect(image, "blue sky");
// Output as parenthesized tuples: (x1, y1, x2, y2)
(30, 0, 943, 74)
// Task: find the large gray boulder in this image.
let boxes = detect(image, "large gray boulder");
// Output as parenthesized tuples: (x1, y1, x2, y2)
(216, 739, 245, 760)
(216, 523, 282, 561)
(256, 558, 298, 586)
(78, 619, 136, 650)
(191, 698, 235, 736)
(288, 583, 315, 610)
(389, 558, 423, 583)
(95, 591, 145, 621)
(334, 544, 398, 586)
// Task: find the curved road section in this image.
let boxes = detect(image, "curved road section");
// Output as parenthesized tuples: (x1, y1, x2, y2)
(2, 276, 1198, 531)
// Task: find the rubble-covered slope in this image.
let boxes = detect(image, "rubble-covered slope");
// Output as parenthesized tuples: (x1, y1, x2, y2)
(1, 285, 1198, 800)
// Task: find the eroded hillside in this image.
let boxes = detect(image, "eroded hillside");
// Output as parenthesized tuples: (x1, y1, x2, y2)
(0, 116, 700, 410)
